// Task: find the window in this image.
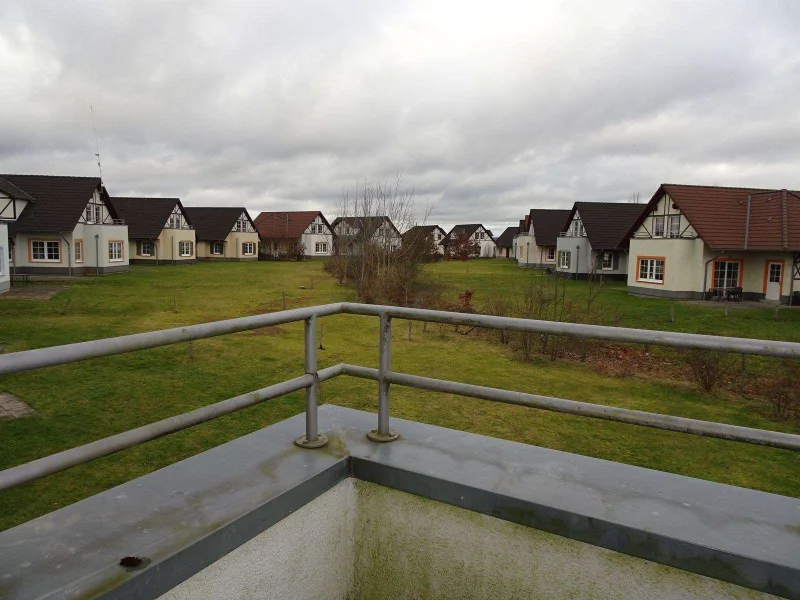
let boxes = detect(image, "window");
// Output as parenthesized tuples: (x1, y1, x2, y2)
(211, 241, 224, 255)
(558, 250, 570, 269)
(234, 214, 252, 233)
(667, 215, 681, 238)
(179, 241, 194, 257)
(315, 242, 328, 254)
(315, 223, 325, 234)
(74, 240, 84, 263)
(546, 247, 556, 261)
(653, 216, 665, 237)
(570, 219, 584, 237)
(168, 213, 183, 229)
(638, 257, 664, 283)
(601, 252, 613, 270)
(242, 242, 255, 256)
(713, 260, 740, 289)
(108, 241, 123, 262)
(769, 263, 781, 283)
(139, 241, 153, 256)
(85, 203, 102, 223)
(478, 231, 484, 240)
(31, 240, 60, 262)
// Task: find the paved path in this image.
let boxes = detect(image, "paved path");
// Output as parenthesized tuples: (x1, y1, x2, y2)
(0, 392, 35, 419)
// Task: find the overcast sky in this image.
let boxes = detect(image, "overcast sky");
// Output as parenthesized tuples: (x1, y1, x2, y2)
(1, 1, 799, 233)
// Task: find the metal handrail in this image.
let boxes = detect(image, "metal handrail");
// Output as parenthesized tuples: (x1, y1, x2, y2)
(1, 303, 798, 492)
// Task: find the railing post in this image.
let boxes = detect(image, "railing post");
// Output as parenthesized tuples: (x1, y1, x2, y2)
(294, 314, 328, 449)
(368, 313, 399, 442)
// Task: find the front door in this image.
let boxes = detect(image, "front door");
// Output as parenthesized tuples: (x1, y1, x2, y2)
(765, 261, 782, 301)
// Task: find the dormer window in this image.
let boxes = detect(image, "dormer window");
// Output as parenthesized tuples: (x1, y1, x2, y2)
(570, 219, 584, 237)
(85, 203, 102, 224)
(653, 216, 665, 237)
(233, 213, 253, 233)
(667, 215, 681, 238)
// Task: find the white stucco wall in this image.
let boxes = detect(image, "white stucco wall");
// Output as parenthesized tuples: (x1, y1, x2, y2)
(161, 479, 773, 600)
(0, 221, 9, 293)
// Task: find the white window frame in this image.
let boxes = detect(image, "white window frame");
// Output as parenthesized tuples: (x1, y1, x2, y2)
(211, 241, 224, 255)
(139, 241, 153, 257)
(558, 250, 570, 269)
(638, 258, 664, 283)
(315, 241, 328, 254)
(653, 216, 665, 238)
(667, 215, 681, 238)
(74, 240, 84, 263)
(713, 260, 740, 289)
(31, 240, 60, 262)
(179, 241, 193, 257)
(601, 252, 613, 270)
(242, 242, 255, 256)
(546, 247, 556, 261)
(108, 241, 123, 262)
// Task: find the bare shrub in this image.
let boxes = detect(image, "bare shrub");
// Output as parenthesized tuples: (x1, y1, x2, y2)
(448, 230, 480, 260)
(328, 175, 431, 305)
(683, 349, 730, 392)
(764, 359, 800, 419)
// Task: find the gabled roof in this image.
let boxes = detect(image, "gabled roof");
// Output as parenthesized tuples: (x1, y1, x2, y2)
(566, 202, 646, 250)
(108, 197, 185, 239)
(638, 184, 800, 251)
(1, 174, 110, 234)
(402, 225, 446, 242)
(518, 219, 525, 234)
(441, 224, 494, 246)
(528, 209, 572, 246)
(184, 207, 254, 241)
(495, 226, 518, 248)
(330, 216, 399, 238)
(0, 177, 34, 202)
(254, 211, 330, 239)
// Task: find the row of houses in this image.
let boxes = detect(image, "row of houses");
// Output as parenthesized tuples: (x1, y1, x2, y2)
(0, 173, 503, 294)
(508, 184, 800, 304)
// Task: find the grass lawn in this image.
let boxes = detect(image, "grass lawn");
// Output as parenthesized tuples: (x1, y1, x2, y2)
(0, 259, 798, 531)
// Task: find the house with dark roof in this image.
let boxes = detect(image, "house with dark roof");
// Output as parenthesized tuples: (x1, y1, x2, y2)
(254, 211, 334, 257)
(556, 202, 646, 279)
(516, 209, 572, 268)
(494, 226, 518, 259)
(330, 216, 400, 255)
(441, 224, 497, 258)
(107, 197, 195, 265)
(1, 174, 129, 276)
(184, 207, 259, 261)
(402, 225, 447, 256)
(627, 184, 800, 304)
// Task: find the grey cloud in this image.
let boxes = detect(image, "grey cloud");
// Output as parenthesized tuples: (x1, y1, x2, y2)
(1, 0, 799, 232)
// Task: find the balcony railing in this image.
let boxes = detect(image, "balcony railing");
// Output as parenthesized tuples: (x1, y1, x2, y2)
(0, 303, 798, 491)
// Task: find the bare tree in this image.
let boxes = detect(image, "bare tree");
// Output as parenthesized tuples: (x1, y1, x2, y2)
(326, 174, 431, 305)
(448, 230, 480, 260)
(629, 191, 641, 204)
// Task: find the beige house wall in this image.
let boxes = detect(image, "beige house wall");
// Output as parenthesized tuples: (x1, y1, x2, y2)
(12, 223, 130, 274)
(131, 228, 197, 263)
(627, 238, 707, 296)
(196, 232, 259, 260)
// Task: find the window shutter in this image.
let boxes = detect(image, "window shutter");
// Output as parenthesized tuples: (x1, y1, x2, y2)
(566, 251, 571, 268)
(612, 252, 618, 270)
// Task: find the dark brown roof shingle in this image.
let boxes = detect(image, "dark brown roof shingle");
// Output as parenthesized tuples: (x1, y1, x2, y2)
(1, 174, 108, 234)
(528, 209, 572, 246)
(107, 197, 184, 239)
(570, 202, 647, 250)
(184, 207, 253, 241)
(495, 226, 518, 248)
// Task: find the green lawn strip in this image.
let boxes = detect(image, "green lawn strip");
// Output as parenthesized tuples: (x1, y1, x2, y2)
(0, 259, 798, 532)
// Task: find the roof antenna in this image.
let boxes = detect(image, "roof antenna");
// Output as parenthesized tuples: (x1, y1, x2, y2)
(90, 105, 103, 179)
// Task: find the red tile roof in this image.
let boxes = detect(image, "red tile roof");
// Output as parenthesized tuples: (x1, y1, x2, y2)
(650, 184, 800, 251)
(253, 211, 328, 239)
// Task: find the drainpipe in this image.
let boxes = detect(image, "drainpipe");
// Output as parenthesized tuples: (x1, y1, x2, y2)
(94, 234, 100, 276)
(236, 236, 240, 260)
(702, 250, 725, 301)
(172, 237, 175, 266)
(575, 245, 580, 279)
(60, 233, 72, 277)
